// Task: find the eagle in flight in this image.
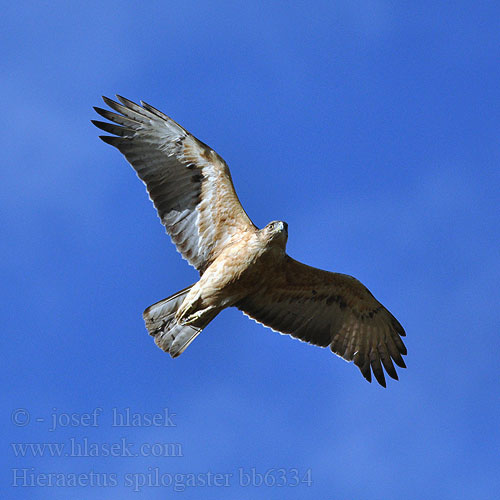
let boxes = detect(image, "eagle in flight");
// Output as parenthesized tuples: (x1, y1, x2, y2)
(92, 96, 407, 387)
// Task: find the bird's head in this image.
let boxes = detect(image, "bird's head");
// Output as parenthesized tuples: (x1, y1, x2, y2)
(261, 220, 288, 249)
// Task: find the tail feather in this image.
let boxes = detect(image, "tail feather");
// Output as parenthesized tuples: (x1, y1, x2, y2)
(143, 285, 198, 357)
(143, 285, 214, 358)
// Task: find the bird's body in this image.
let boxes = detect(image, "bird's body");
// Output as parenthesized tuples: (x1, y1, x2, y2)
(177, 221, 288, 325)
(92, 96, 407, 387)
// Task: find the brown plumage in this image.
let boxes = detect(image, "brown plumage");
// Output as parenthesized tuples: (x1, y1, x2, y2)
(92, 95, 407, 387)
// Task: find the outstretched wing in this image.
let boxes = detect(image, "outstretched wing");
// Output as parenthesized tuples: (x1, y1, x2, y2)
(236, 256, 407, 387)
(92, 95, 256, 274)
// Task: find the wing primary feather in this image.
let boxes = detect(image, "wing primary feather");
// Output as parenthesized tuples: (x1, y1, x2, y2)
(391, 332, 408, 356)
(391, 316, 406, 337)
(116, 94, 154, 116)
(392, 353, 407, 369)
(93, 107, 142, 128)
(354, 352, 372, 383)
(101, 96, 150, 123)
(141, 100, 172, 121)
(98, 135, 124, 146)
(370, 352, 387, 388)
(378, 345, 398, 380)
(385, 334, 407, 368)
(91, 120, 132, 137)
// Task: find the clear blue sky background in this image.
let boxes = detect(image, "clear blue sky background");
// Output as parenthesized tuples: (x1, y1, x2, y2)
(3, 1, 499, 498)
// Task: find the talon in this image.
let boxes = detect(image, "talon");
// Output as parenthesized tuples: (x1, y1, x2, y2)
(177, 306, 218, 327)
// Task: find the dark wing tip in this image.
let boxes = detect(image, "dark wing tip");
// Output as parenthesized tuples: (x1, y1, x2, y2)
(91, 120, 108, 134)
(90, 120, 114, 135)
(98, 135, 121, 146)
(102, 95, 118, 107)
(354, 351, 391, 387)
(116, 94, 139, 108)
(93, 106, 115, 120)
(141, 100, 168, 120)
(385, 365, 399, 381)
(380, 351, 399, 381)
(375, 374, 387, 388)
(91, 119, 129, 137)
(362, 370, 372, 384)
(355, 355, 372, 384)
(391, 316, 406, 337)
(371, 358, 387, 388)
(394, 356, 407, 369)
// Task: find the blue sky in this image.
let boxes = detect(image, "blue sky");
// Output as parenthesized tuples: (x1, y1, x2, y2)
(3, 1, 500, 498)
